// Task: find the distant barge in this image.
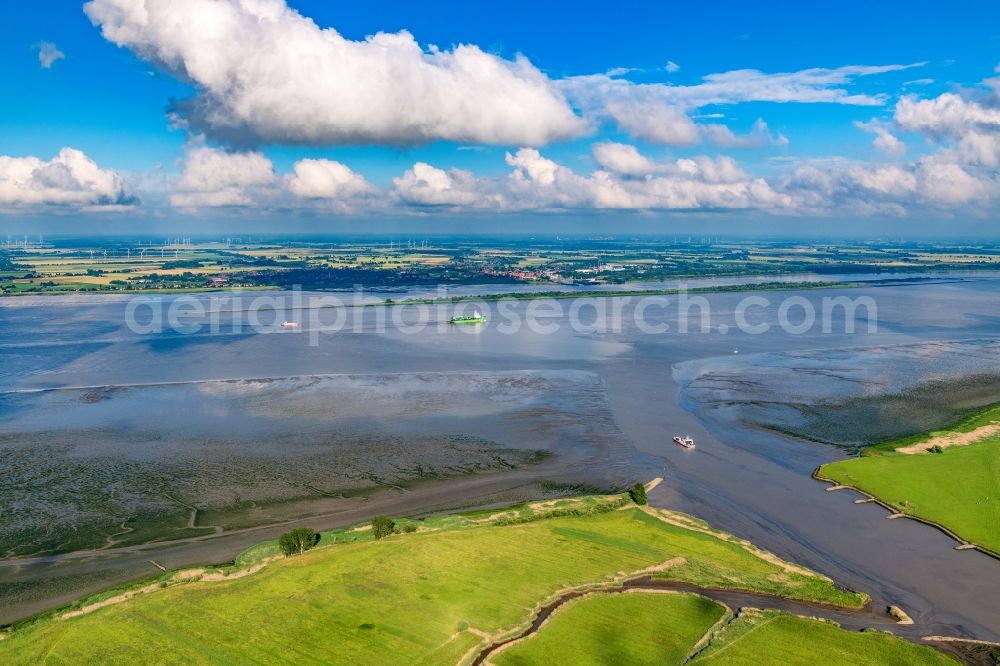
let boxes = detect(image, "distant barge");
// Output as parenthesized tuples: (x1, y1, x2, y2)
(450, 310, 486, 324)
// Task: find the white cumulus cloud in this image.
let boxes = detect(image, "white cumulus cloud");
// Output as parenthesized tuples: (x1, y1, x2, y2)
(779, 155, 997, 215)
(83, 0, 918, 154)
(390, 145, 790, 212)
(771, 67, 1000, 216)
(895, 92, 1000, 166)
(601, 96, 701, 145)
(773, 70, 1000, 214)
(0, 148, 134, 210)
(392, 163, 495, 207)
(592, 142, 663, 176)
(508, 147, 790, 210)
(287, 159, 374, 200)
(701, 119, 789, 148)
(171, 146, 275, 208)
(854, 120, 906, 157)
(148, 62, 1000, 219)
(84, 0, 584, 147)
(913, 155, 994, 205)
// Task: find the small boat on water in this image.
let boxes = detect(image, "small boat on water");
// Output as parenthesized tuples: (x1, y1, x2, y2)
(281, 321, 300, 328)
(672, 435, 696, 449)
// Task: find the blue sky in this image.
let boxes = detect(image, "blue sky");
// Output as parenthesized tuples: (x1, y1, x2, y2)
(3, 0, 1000, 234)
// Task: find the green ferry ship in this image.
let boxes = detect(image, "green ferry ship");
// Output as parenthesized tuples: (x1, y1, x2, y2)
(450, 310, 486, 324)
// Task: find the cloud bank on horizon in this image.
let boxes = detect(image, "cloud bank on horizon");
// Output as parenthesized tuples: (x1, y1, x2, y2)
(3, 0, 1000, 223)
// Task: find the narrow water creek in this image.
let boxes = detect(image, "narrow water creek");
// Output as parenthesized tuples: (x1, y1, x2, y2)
(471, 577, 986, 665)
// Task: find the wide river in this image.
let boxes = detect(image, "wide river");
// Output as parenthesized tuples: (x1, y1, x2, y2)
(1, 273, 998, 641)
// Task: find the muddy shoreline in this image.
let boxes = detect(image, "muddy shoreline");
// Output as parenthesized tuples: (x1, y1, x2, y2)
(0, 466, 623, 625)
(812, 469, 1000, 562)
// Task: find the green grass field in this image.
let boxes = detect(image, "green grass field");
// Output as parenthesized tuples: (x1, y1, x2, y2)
(691, 610, 954, 665)
(0, 498, 866, 665)
(494, 591, 725, 666)
(494, 596, 954, 666)
(820, 405, 1000, 554)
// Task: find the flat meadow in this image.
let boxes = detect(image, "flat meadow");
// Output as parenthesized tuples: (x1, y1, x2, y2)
(0, 497, 872, 664)
(821, 404, 1000, 554)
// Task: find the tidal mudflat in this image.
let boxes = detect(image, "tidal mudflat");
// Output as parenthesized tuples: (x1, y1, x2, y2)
(676, 339, 1000, 447)
(0, 371, 630, 558)
(2, 275, 1000, 641)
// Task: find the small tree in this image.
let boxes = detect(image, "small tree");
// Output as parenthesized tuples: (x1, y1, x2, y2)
(371, 515, 395, 540)
(278, 527, 320, 556)
(629, 482, 648, 506)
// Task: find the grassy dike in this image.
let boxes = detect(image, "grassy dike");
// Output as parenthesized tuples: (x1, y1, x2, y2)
(0, 493, 885, 665)
(818, 404, 1000, 556)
